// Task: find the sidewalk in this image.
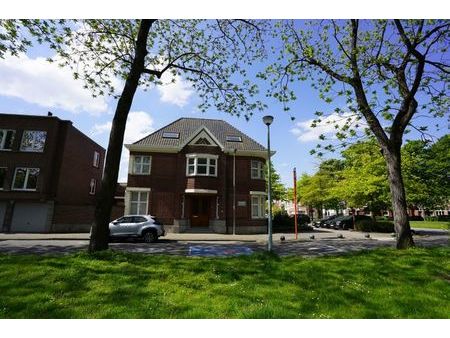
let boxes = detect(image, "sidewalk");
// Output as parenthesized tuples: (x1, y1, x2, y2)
(0, 228, 399, 242)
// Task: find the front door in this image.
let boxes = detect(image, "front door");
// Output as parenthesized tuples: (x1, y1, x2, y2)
(190, 196, 210, 227)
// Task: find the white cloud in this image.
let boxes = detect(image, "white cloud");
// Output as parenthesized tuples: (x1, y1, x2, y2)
(290, 112, 363, 143)
(157, 72, 194, 107)
(91, 111, 155, 182)
(0, 53, 108, 115)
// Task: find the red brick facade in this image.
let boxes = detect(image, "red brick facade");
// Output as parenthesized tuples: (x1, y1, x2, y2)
(126, 123, 269, 234)
(0, 113, 105, 232)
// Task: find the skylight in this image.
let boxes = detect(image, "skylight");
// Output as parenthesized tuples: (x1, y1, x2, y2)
(226, 135, 242, 142)
(162, 132, 179, 139)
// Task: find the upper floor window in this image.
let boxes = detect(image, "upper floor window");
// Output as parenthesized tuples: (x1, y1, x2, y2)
(12, 167, 40, 191)
(251, 160, 265, 179)
(20, 130, 47, 152)
(186, 154, 218, 177)
(89, 178, 97, 195)
(93, 151, 100, 168)
(0, 129, 15, 150)
(0, 167, 6, 190)
(132, 155, 151, 175)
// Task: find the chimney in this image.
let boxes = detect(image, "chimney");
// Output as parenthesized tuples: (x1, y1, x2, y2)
(47, 111, 53, 117)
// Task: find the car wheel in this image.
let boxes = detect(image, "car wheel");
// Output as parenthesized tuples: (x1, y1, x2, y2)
(143, 231, 157, 243)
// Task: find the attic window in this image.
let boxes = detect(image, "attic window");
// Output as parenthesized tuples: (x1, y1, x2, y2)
(195, 137, 211, 145)
(226, 135, 242, 142)
(162, 132, 179, 139)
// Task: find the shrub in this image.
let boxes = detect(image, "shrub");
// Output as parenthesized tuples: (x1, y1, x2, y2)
(425, 215, 450, 222)
(376, 216, 393, 221)
(355, 220, 394, 233)
(273, 209, 293, 228)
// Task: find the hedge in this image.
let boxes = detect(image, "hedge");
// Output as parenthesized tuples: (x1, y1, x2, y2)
(355, 220, 394, 233)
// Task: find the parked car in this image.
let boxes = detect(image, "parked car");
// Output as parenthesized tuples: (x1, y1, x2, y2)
(108, 215, 166, 243)
(314, 215, 339, 228)
(333, 215, 372, 230)
(328, 215, 348, 229)
(296, 214, 311, 225)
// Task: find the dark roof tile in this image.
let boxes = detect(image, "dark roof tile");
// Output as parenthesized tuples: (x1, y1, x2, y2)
(132, 118, 266, 152)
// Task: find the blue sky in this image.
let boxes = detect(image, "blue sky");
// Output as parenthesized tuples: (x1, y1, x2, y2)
(0, 20, 448, 186)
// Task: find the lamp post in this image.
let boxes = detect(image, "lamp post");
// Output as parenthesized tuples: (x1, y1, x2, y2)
(232, 148, 237, 235)
(263, 115, 274, 252)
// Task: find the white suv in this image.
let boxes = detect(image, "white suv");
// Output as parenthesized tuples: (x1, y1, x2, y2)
(109, 215, 166, 243)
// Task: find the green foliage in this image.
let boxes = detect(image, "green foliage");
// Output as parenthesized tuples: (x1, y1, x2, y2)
(333, 139, 390, 212)
(355, 220, 394, 233)
(266, 162, 287, 201)
(297, 159, 343, 211)
(0, 248, 449, 318)
(0, 19, 269, 118)
(265, 20, 449, 145)
(402, 135, 450, 209)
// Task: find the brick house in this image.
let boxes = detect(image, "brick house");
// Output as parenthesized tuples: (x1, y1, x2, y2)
(125, 118, 270, 234)
(0, 113, 105, 232)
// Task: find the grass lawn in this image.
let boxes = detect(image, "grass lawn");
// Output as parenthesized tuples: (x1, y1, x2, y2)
(0, 247, 449, 319)
(410, 221, 449, 230)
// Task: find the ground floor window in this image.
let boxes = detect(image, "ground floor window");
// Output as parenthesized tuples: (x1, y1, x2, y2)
(251, 195, 266, 219)
(12, 167, 39, 191)
(130, 191, 148, 215)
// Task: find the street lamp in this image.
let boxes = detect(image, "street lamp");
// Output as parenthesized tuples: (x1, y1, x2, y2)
(263, 115, 274, 251)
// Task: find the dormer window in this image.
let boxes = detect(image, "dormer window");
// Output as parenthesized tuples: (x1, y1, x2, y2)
(226, 135, 242, 142)
(162, 132, 179, 139)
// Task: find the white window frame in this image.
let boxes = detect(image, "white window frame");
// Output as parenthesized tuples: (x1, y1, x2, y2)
(251, 193, 266, 219)
(125, 188, 151, 215)
(0, 167, 7, 190)
(0, 129, 15, 151)
(185, 154, 218, 177)
(20, 130, 47, 153)
(89, 178, 97, 195)
(251, 160, 265, 179)
(93, 151, 100, 168)
(131, 155, 151, 175)
(12, 167, 40, 191)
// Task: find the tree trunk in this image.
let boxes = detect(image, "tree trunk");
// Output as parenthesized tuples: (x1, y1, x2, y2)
(88, 19, 155, 252)
(384, 145, 415, 249)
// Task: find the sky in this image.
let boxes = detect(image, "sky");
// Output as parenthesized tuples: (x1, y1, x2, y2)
(0, 19, 448, 187)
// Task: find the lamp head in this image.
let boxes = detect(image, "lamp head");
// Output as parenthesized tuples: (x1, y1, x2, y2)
(263, 115, 274, 126)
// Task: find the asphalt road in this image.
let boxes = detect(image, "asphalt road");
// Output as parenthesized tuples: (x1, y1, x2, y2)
(0, 228, 447, 257)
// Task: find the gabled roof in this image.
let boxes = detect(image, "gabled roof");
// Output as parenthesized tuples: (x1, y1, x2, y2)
(128, 118, 268, 153)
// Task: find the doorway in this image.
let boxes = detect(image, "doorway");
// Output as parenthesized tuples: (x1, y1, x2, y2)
(190, 196, 210, 227)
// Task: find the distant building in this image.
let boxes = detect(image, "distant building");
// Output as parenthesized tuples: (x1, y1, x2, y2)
(0, 113, 105, 232)
(125, 117, 270, 234)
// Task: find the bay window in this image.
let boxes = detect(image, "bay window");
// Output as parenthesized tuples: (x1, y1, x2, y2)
(186, 154, 218, 177)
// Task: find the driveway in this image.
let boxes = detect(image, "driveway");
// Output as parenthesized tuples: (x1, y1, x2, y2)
(0, 228, 447, 257)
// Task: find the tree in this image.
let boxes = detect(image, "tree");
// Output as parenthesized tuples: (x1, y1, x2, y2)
(265, 20, 449, 248)
(266, 162, 287, 201)
(333, 139, 390, 215)
(1, 19, 267, 251)
(402, 135, 450, 211)
(297, 159, 343, 217)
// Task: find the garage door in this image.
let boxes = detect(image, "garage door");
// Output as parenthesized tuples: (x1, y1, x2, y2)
(11, 203, 51, 233)
(0, 202, 6, 228)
